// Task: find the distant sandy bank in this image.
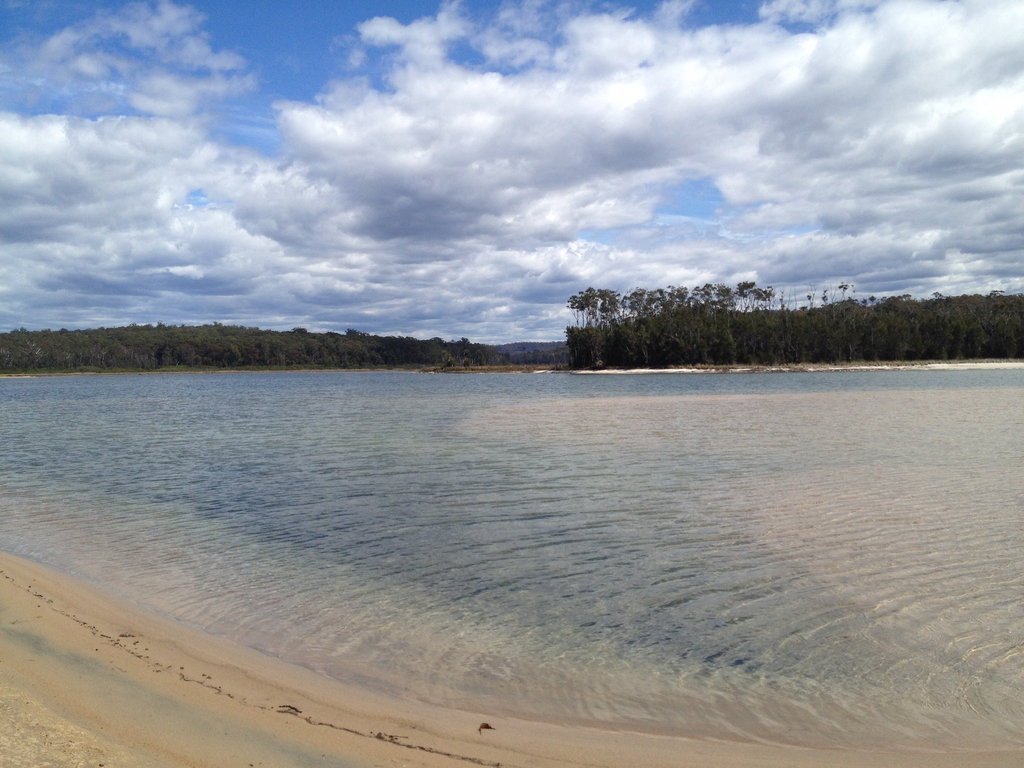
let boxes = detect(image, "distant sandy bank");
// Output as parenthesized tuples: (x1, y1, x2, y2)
(2, 359, 1023, 378)
(572, 360, 1024, 374)
(2, 551, 1022, 768)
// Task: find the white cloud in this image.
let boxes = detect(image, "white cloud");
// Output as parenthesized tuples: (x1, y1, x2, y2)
(3, 0, 251, 117)
(105, 0, 245, 71)
(759, 0, 881, 25)
(130, 69, 253, 116)
(0, 110, 287, 326)
(358, 2, 469, 69)
(2, 0, 1023, 340)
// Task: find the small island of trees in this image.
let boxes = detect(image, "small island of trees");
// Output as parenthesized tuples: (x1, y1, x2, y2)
(565, 283, 1024, 368)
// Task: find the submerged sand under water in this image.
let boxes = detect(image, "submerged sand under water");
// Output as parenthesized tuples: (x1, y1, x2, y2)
(449, 386, 1024, 748)
(3, 551, 1023, 768)
(2, 368, 1023, 761)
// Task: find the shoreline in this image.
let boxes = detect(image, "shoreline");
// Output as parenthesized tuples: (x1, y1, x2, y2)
(571, 360, 1024, 373)
(1, 358, 1023, 378)
(2, 551, 1022, 767)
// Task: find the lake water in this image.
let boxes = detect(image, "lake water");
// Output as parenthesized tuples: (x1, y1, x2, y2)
(1, 369, 1022, 749)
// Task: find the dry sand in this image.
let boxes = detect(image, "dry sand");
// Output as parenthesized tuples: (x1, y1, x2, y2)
(2, 552, 1022, 768)
(573, 360, 1024, 373)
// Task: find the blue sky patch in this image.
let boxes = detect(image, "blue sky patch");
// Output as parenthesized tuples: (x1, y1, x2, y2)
(656, 177, 725, 220)
(186, 189, 210, 208)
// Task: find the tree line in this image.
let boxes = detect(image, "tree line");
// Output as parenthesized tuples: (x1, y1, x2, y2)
(565, 283, 1024, 368)
(0, 323, 508, 373)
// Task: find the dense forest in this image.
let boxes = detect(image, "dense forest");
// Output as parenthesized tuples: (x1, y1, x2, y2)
(565, 283, 1024, 368)
(0, 324, 508, 373)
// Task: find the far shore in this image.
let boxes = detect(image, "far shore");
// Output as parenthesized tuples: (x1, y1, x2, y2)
(2, 358, 1023, 378)
(2, 551, 1023, 768)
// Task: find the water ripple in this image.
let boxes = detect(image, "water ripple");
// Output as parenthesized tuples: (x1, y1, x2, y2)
(1, 372, 1022, 749)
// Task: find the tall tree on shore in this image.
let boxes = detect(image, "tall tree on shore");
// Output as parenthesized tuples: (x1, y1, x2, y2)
(565, 284, 1024, 368)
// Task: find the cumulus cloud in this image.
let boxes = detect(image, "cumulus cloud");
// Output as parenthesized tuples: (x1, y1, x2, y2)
(759, 0, 881, 25)
(3, 0, 252, 116)
(1, 0, 1022, 340)
(0, 110, 286, 326)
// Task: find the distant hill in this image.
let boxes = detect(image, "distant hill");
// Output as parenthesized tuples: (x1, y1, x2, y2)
(494, 341, 570, 366)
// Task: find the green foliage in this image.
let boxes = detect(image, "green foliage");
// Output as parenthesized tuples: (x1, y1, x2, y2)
(565, 284, 1024, 368)
(0, 324, 507, 373)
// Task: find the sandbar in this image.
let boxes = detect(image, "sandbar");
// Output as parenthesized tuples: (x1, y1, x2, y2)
(1, 551, 1021, 768)
(572, 360, 1024, 373)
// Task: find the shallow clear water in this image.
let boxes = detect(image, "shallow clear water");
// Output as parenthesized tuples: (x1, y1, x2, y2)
(1, 369, 1022, 748)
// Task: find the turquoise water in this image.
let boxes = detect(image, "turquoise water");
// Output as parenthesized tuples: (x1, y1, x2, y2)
(2, 369, 1023, 748)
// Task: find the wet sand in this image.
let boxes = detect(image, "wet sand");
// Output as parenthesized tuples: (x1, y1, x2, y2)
(2, 551, 1022, 768)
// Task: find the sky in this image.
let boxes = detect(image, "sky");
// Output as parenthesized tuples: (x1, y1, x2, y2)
(1, 0, 1022, 342)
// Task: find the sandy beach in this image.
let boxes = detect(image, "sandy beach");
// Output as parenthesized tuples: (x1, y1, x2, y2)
(571, 360, 1024, 374)
(1, 551, 1021, 768)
